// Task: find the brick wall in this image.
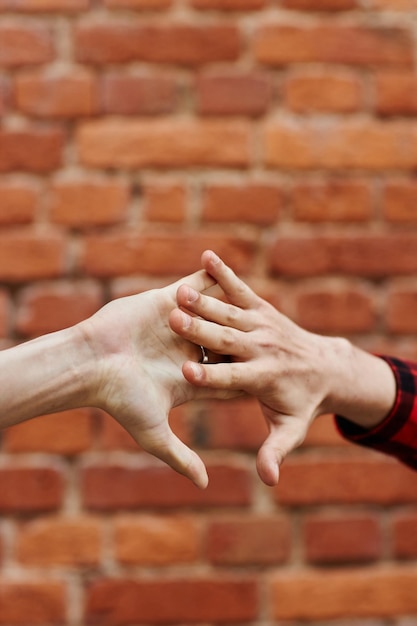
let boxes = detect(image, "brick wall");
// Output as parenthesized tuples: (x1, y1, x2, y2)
(1, 0, 417, 624)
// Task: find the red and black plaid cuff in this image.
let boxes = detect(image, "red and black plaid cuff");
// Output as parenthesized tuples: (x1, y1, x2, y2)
(335, 356, 417, 470)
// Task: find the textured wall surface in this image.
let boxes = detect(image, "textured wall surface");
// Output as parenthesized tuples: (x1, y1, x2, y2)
(1, 0, 417, 624)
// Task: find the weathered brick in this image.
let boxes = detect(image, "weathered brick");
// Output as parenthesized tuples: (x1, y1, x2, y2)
(254, 25, 413, 67)
(17, 516, 101, 566)
(202, 183, 281, 224)
(15, 71, 98, 118)
(303, 512, 381, 564)
(3, 409, 94, 454)
(196, 72, 271, 116)
(270, 567, 417, 620)
(0, 0, 89, 10)
(264, 120, 417, 171)
(376, 72, 417, 116)
(102, 74, 177, 115)
(114, 514, 201, 565)
(303, 413, 347, 448)
(15, 281, 102, 336)
(295, 288, 376, 333)
(48, 179, 129, 227)
(86, 577, 258, 624)
(0, 181, 38, 225)
(81, 233, 255, 277)
(0, 289, 10, 338)
(142, 183, 187, 222)
(0, 467, 62, 513)
(276, 455, 417, 506)
(268, 234, 417, 278)
(75, 23, 240, 65)
(0, 25, 54, 67)
(192, 0, 265, 8)
(285, 71, 362, 113)
(282, 0, 356, 8)
(0, 128, 64, 173)
(197, 398, 267, 451)
(386, 289, 417, 334)
(0, 582, 65, 624)
(392, 513, 417, 559)
(104, 0, 171, 7)
(0, 231, 66, 282)
(291, 179, 372, 221)
(77, 119, 250, 169)
(82, 463, 251, 510)
(383, 179, 417, 221)
(368, 0, 417, 8)
(207, 515, 291, 565)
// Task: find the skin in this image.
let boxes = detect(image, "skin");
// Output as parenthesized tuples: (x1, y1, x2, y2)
(169, 250, 397, 487)
(0, 268, 233, 489)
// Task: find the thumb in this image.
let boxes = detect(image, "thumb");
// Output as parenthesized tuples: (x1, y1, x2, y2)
(137, 419, 209, 490)
(256, 419, 307, 487)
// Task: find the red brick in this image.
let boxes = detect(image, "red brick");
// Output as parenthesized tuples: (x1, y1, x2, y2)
(207, 515, 291, 565)
(295, 288, 376, 333)
(143, 183, 187, 222)
(202, 183, 281, 225)
(82, 463, 251, 510)
(15, 71, 98, 118)
(105, 0, 171, 7)
(386, 289, 417, 333)
(270, 567, 417, 620)
(285, 71, 362, 113)
(264, 120, 417, 171)
(0, 0, 88, 10)
(114, 515, 201, 565)
(86, 577, 258, 624)
(0, 128, 63, 173)
(0, 231, 65, 282)
(0, 289, 10, 338)
(17, 516, 101, 566)
(392, 513, 417, 559)
(268, 234, 417, 278)
(75, 23, 240, 65)
(254, 26, 413, 67)
(303, 512, 381, 564)
(0, 78, 10, 115)
(368, 0, 417, 8)
(0, 182, 39, 225)
(276, 455, 417, 506)
(375, 72, 417, 116)
(282, 0, 356, 8)
(102, 74, 177, 115)
(77, 119, 249, 169)
(303, 413, 347, 447)
(4, 409, 94, 454)
(15, 282, 102, 336)
(291, 179, 372, 221)
(0, 582, 65, 624)
(81, 233, 255, 277)
(198, 398, 268, 450)
(0, 25, 54, 67)
(0, 467, 62, 513)
(196, 72, 271, 116)
(384, 179, 417, 221)
(192, 0, 265, 8)
(48, 179, 129, 227)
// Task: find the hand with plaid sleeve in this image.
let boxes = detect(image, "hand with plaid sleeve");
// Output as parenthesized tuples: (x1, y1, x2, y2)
(170, 251, 417, 486)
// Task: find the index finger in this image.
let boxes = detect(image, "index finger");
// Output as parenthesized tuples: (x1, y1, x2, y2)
(201, 251, 258, 309)
(168, 269, 215, 298)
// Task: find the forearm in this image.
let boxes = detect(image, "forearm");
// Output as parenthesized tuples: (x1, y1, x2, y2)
(321, 337, 397, 429)
(0, 326, 96, 429)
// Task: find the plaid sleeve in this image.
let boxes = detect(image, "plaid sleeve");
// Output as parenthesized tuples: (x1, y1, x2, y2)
(335, 356, 417, 470)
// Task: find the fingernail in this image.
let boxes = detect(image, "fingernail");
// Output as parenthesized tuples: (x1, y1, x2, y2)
(181, 311, 192, 329)
(187, 287, 198, 303)
(189, 362, 203, 380)
(211, 252, 220, 264)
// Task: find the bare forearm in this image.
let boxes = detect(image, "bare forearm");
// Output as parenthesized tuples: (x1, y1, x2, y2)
(0, 326, 95, 429)
(321, 337, 397, 429)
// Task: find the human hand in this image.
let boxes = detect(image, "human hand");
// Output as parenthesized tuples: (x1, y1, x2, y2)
(169, 251, 343, 486)
(78, 268, 234, 489)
